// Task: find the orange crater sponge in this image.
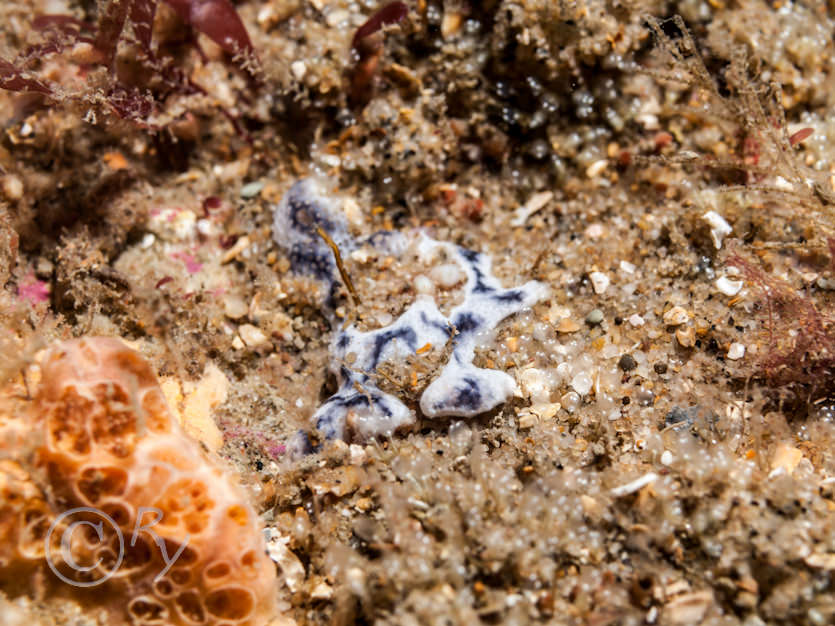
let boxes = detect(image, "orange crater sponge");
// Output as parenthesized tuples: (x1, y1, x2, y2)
(0, 337, 277, 625)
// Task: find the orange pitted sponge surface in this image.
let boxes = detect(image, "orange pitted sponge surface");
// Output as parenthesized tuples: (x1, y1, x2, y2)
(0, 337, 278, 625)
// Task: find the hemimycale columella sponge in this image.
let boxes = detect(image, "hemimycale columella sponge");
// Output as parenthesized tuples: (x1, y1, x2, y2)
(273, 178, 549, 447)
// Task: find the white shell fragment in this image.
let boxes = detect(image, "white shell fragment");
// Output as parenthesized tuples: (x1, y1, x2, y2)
(274, 179, 549, 447)
(510, 190, 553, 226)
(589, 271, 610, 295)
(727, 342, 745, 360)
(290, 60, 307, 80)
(773, 175, 793, 191)
(586, 159, 608, 178)
(628, 314, 645, 327)
(702, 210, 732, 249)
(265, 528, 305, 592)
(610, 472, 658, 497)
(571, 372, 593, 396)
(716, 276, 743, 296)
(239, 324, 270, 348)
(663, 306, 689, 326)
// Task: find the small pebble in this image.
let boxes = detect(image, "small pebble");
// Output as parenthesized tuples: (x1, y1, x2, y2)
(414, 275, 434, 294)
(620, 260, 636, 274)
(661, 450, 673, 466)
(224, 295, 249, 319)
(35, 257, 54, 278)
(716, 276, 743, 296)
(585, 308, 604, 325)
(635, 388, 655, 406)
(580, 495, 601, 517)
(628, 313, 645, 327)
(2, 174, 23, 200)
(310, 582, 333, 600)
(430, 263, 466, 288)
(589, 271, 610, 295)
(140, 233, 155, 249)
(518, 413, 538, 429)
(817, 276, 835, 290)
(602, 343, 620, 359)
(808, 608, 827, 626)
(584, 223, 605, 239)
(256, 3, 276, 25)
(771, 443, 803, 475)
(441, 11, 463, 37)
(196, 218, 213, 236)
(663, 305, 689, 326)
(325, 7, 349, 26)
(571, 372, 593, 396)
(586, 159, 608, 178)
(350, 248, 372, 263)
(290, 60, 307, 80)
(727, 342, 745, 360)
(654, 362, 668, 374)
(557, 317, 580, 333)
(240, 180, 264, 198)
(349, 444, 366, 466)
(773, 175, 793, 192)
(561, 391, 581, 412)
(519, 367, 551, 404)
(534, 403, 560, 419)
(510, 190, 553, 226)
(239, 323, 270, 348)
(665, 406, 699, 429)
(221, 235, 251, 264)
(676, 326, 695, 348)
(702, 210, 732, 249)
(618, 354, 637, 371)
(319, 154, 341, 168)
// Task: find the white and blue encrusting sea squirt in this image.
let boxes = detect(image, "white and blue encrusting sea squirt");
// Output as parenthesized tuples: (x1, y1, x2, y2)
(273, 178, 549, 447)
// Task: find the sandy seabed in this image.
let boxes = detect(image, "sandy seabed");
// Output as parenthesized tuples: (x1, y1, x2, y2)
(3, 1, 835, 624)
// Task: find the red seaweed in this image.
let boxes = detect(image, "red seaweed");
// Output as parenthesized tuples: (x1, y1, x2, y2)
(202, 196, 222, 217)
(0, 0, 259, 131)
(789, 127, 813, 147)
(219, 234, 239, 249)
(17, 273, 50, 304)
(129, 0, 158, 56)
(164, 0, 255, 59)
(726, 247, 835, 396)
(0, 59, 53, 95)
(95, 0, 133, 67)
(352, 1, 409, 49)
(350, 1, 408, 106)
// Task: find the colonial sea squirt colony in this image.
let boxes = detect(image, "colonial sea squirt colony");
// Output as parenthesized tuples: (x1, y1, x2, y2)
(273, 178, 549, 446)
